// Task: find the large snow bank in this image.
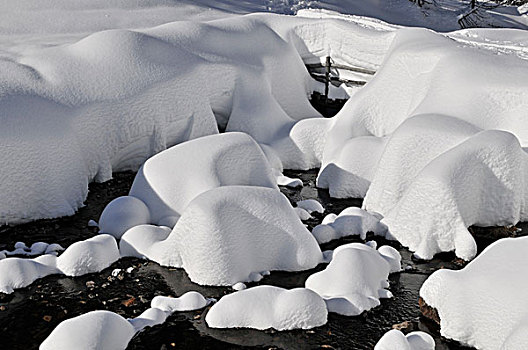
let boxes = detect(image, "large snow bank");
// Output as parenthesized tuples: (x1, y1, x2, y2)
(41, 291, 210, 349)
(121, 186, 323, 286)
(374, 329, 435, 350)
(420, 237, 528, 349)
(205, 285, 327, 330)
(0, 234, 119, 293)
(305, 242, 400, 316)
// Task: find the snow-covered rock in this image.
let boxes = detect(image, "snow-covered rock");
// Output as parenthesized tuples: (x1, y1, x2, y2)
(128, 132, 278, 225)
(151, 292, 210, 313)
(305, 243, 400, 316)
(420, 237, 528, 349)
(121, 186, 323, 286)
(205, 286, 327, 330)
(98, 196, 151, 239)
(296, 199, 324, 214)
(40, 311, 135, 350)
(374, 329, 435, 350)
(311, 207, 388, 244)
(0, 235, 119, 294)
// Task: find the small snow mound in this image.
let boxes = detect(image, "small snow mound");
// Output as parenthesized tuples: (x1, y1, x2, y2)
(57, 234, 120, 276)
(306, 243, 399, 316)
(232, 282, 247, 291)
(274, 169, 303, 188)
(40, 310, 135, 350)
(312, 207, 387, 244)
(98, 196, 150, 239)
(294, 207, 312, 221)
(374, 329, 435, 350)
(151, 292, 210, 312)
(296, 199, 324, 214)
(205, 286, 327, 331)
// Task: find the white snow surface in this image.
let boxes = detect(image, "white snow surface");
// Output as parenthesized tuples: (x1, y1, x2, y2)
(41, 291, 210, 349)
(374, 329, 435, 350)
(305, 243, 401, 316)
(205, 285, 328, 330)
(296, 199, 324, 214)
(311, 207, 388, 244)
(420, 236, 528, 349)
(0, 234, 119, 294)
(121, 186, 323, 286)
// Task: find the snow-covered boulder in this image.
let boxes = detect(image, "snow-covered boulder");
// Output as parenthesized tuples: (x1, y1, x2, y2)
(312, 207, 388, 244)
(151, 292, 210, 313)
(305, 243, 400, 316)
(369, 129, 528, 260)
(205, 286, 328, 330)
(40, 311, 135, 350)
(128, 132, 278, 224)
(57, 234, 120, 276)
(420, 237, 528, 349)
(0, 234, 119, 294)
(296, 199, 324, 214)
(121, 186, 323, 286)
(374, 329, 435, 350)
(98, 196, 151, 238)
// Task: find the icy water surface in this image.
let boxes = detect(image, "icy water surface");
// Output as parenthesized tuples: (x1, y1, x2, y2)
(1, 170, 524, 349)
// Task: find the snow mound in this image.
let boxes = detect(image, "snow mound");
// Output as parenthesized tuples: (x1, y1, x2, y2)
(374, 329, 435, 350)
(98, 196, 151, 239)
(296, 199, 324, 214)
(40, 310, 135, 350)
(305, 243, 400, 316)
(121, 186, 323, 286)
(420, 237, 528, 349)
(368, 126, 528, 260)
(205, 285, 327, 330)
(312, 207, 388, 244)
(0, 235, 119, 294)
(127, 132, 278, 225)
(0, 242, 64, 258)
(42, 291, 210, 348)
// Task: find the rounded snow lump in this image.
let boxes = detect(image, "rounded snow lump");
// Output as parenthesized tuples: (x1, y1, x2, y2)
(205, 285, 327, 330)
(98, 196, 150, 238)
(40, 310, 135, 350)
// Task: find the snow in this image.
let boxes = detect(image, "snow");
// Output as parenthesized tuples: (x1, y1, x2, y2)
(0, 241, 64, 258)
(374, 329, 435, 350)
(121, 186, 323, 286)
(296, 199, 324, 214)
(294, 207, 313, 221)
(98, 196, 151, 239)
(127, 132, 278, 225)
(205, 285, 327, 330)
(420, 236, 528, 349)
(0, 234, 119, 294)
(311, 207, 388, 244)
(41, 291, 211, 349)
(305, 243, 401, 316)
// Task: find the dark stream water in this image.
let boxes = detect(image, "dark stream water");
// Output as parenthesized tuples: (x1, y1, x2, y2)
(1, 169, 524, 349)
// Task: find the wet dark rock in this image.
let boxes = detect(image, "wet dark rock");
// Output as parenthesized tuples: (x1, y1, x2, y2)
(419, 297, 440, 325)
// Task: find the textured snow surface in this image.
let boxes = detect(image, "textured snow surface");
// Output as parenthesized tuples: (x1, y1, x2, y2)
(41, 291, 210, 349)
(374, 329, 435, 350)
(420, 237, 528, 349)
(121, 186, 323, 286)
(305, 242, 401, 316)
(205, 285, 328, 330)
(0, 234, 119, 294)
(311, 207, 388, 244)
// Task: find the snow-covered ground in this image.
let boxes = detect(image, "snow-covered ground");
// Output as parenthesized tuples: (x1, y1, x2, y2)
(1, 0, 527, 349)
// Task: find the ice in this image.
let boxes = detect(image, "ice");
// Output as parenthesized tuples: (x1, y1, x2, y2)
(420, 237, 528, 349)
(121, 186, 323, 286)
(305, 243, 401, 316)
(205, 285, 327, 330)
(311, 207, 388, 244)
(374, 329, 435, 350)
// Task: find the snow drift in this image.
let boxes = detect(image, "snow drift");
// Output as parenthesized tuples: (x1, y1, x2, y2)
(420, 237, 528, 349)
(305, 242, 401, 316)
(205, 285, 328, 330)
